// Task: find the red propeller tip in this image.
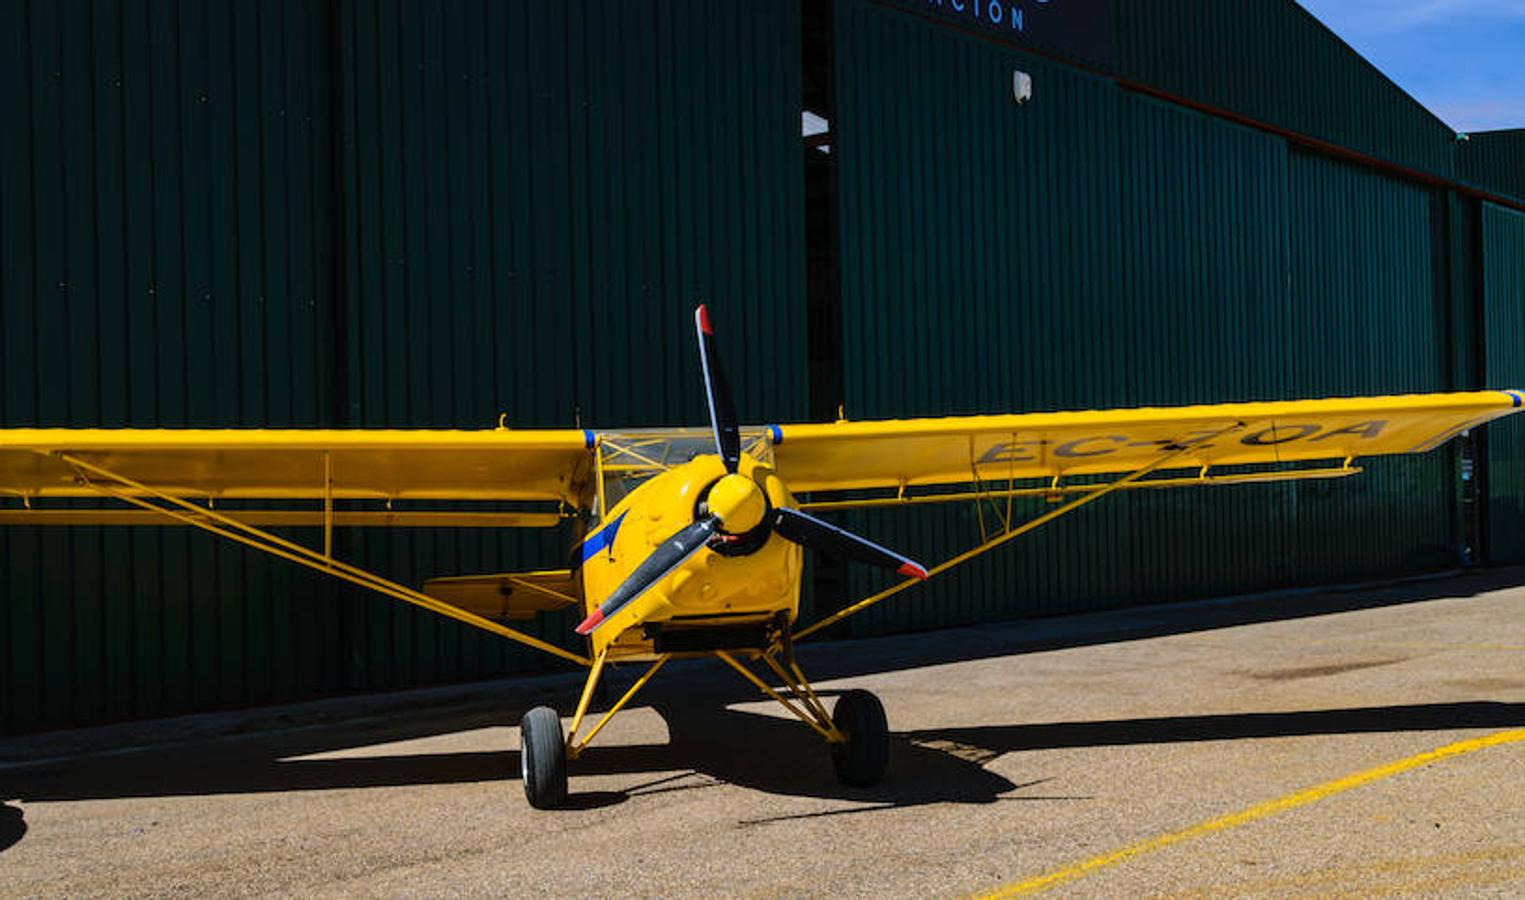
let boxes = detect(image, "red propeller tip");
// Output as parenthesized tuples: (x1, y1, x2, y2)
(696, 304, 713, 335)
(898, 562, 929, 581)
(574, 609, 605, 635)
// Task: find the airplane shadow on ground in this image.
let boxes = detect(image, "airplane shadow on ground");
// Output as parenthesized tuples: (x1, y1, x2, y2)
(7, 700, 1523, 821)
(902, 701, 1525, 753)
(0, 805, 24, 853)
(2, 696, 1024, 814)
(8, 566, 1525, 830)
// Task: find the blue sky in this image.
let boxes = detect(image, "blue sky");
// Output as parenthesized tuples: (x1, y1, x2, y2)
(1296, 0, 1525, 133)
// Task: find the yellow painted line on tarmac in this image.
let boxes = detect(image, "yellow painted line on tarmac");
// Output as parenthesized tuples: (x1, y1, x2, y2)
(975, 728, 1525, 898)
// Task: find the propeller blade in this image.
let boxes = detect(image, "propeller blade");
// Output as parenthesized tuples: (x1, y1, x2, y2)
(695, 304, 741, 473)
(575, 516, 720, 635)
(772, 507, 929, 580)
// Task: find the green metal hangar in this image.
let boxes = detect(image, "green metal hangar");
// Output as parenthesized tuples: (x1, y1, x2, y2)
(1, 0, 1523, 734)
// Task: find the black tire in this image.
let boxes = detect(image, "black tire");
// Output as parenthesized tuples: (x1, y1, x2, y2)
(830, 689, 889, 787)
(520, 705, 568, 809)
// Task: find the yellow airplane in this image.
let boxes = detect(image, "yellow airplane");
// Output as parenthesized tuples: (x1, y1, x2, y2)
(1, 305, 1521, 808)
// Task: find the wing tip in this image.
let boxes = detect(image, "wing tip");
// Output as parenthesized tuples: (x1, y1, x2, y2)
(695, 304, 713, 335)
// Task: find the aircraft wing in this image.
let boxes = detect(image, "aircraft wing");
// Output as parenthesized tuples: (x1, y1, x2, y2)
(769, 391, 1525, 494)
(0, 428, 595, 508)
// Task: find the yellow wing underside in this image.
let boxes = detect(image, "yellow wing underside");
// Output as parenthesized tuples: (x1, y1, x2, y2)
(771, 391, 1524, 494)
(0, 392, 1519, 526)
(0, 429, 594, 505)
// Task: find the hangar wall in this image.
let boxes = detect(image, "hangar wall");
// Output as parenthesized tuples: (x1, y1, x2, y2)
(1484, 204, 1525, 563)
(0, 0, 342, 732)
(2, 0, 1523, 731)
(1462, 131, 1525, 203)
(826, 0, 1460, 637)
(1114, 0, 1458, 178)
(0, 0, 804, 732)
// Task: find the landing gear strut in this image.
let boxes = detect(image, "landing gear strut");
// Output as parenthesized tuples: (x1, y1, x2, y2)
(714, 647, 890, 788)
(518, 636, 891, 808)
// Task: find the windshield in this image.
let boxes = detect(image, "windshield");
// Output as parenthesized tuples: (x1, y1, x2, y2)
(591, 428, 774, 521)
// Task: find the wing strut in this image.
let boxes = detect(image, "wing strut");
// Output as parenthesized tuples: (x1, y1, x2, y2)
(792, 424, 1246, 641)
(52, 452, 591, 668)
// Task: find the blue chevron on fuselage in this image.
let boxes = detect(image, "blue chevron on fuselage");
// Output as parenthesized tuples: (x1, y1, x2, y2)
(574, 511, 628, 568)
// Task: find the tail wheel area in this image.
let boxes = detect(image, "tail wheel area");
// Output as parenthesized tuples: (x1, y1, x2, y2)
(520, 705, 568, 809)
(830, 689, 889, 787)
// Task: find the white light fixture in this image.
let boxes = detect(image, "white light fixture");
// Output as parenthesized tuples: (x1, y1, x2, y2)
(1013, 70, 1033, 105)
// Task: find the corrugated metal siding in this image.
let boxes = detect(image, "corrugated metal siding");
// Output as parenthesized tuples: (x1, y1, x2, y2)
(830, 0, 1456, 637)
(1461, 130, 1525, 208)
(331, 0, 806, 695)
(1483, 203, 1525, 562)
(831, 0, 1125, 634)
(0, 0, 1504, 733)
(1, 0, 804, 733)
(1116, 0, 1457, 180)
(1283, 150, 1454, 580)
(339, 0, 804, 432)
(1, 0, 339, 733)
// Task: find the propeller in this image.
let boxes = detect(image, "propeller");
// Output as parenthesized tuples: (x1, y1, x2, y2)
(773, 507, 928, 580)
(575, 304, 927, 636)
(695, 305, 741, 473)
(575, 517, 719, 635)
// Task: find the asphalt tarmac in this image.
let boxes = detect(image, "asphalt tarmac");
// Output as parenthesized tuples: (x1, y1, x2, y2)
(3, 569, 1524, 898)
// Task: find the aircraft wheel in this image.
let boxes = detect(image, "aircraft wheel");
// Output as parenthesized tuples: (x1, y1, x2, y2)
(520, 705, 568, 809)
(830, 689, 889, 787)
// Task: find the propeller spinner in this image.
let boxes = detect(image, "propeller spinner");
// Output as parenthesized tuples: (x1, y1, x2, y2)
(575, 305, 927, 636)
